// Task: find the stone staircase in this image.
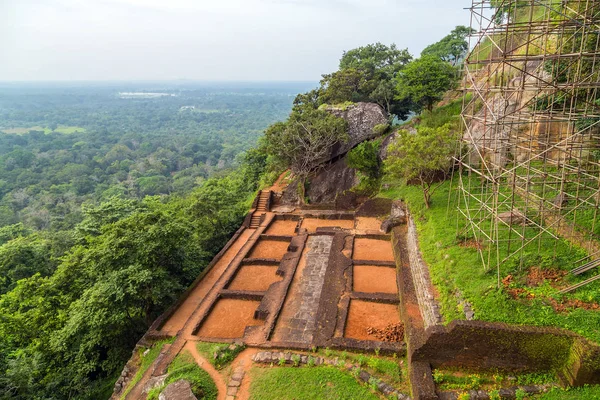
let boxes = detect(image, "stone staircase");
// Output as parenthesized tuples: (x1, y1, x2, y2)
(250, 190, 271, 229)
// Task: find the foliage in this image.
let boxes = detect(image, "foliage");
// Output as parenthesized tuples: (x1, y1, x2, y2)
(249, 366, 380, 400)
(396, 55, 459, 113)
(379, 180, 600, 344)
(264, 109, 348, 178)
(537, 385, 600, 399)
(385, 124, 459, 208)
(195, 342, 246, 370)
(347, 140, 382, 181)
(119, 338, 174, 399)
(320, 43, 413, 119)
(421, 26, 474, 66)
(0, 159, 263, 399)
(0, 82, 306, 232)
(147, 351, 218, 400)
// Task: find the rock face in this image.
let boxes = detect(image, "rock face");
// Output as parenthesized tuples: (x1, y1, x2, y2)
(306, 156, 359, 204)
(381, 200, 407, 233)
(497, 209, 529, 226)
(326, 102, 389, 160)
(158, 380, 197, 400)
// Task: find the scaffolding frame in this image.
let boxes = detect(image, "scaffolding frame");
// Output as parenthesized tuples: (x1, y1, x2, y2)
(457, 0, 600, 282)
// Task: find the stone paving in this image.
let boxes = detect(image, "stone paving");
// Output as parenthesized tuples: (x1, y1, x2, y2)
(273, 235, 333, 344)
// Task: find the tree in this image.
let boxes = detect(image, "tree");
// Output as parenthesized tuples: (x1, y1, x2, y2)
(421, 26, 475, 66)
(264, 109, 348, 179)
(318, 43, 413, 119)
(385, 124, 459, 208)
(396, 55, 458, 113)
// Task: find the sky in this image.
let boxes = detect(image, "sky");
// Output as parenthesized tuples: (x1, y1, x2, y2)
(0, 0, 470, 82)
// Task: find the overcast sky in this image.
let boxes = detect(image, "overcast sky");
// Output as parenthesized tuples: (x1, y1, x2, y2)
(1, 0, 470, 81)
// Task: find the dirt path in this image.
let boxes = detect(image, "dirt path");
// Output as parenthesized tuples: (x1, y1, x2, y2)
(269, 171, 290, 193)
(185, 341, 228, 400)
(230, 348, 259, 400)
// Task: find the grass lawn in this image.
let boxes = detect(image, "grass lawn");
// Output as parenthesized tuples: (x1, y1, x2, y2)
(249, 366, 381, 400)
(379, 180, 600, 344)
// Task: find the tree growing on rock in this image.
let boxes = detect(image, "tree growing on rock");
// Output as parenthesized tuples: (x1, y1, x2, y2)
(264, 109, 348, 180)
(385, 124, 459, 208)
(395, 55, 458, 113)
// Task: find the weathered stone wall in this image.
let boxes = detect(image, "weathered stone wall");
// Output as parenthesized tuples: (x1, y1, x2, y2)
(412, 320, 600, 386)
(405, 215, 443, 329)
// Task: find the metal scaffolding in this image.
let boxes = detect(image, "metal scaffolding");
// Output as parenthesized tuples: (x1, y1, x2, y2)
(457, 0, 600, 282)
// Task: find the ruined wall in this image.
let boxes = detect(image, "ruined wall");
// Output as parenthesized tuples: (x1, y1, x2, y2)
(412, 320, 600, 386)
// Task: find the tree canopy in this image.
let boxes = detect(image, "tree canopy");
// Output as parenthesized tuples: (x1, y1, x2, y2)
(264, 108, 348, 178)
(421, 25, 474, 66)
(385, 124, 459, 208)
(318, 43, 413, 119)
(396, 55, 459, 113)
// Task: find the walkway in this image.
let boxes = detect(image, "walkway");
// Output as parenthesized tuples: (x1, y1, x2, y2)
(271, 235, 333, 344)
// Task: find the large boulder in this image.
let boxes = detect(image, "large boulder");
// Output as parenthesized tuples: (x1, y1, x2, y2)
(159, 380, 197, 400)
(326, 102, 389, 160)
(306, 156, 359, 204)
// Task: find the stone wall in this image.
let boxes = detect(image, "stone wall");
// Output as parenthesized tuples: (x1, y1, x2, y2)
(412, 320, 600, 386)
(405, 215, 442, 329)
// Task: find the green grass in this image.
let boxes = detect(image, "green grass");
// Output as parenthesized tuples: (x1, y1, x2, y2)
(120, 337, 175, 400)
(433, 368, 557, 392)
(379, 180, 600, 344)
(195, 341, 245, 370)
(248, 366, 381, 400)
(147, 350, 218, 400)
(415, 96, 467, 130)
(535, 385, 600, 399)
(1, 125, 86, 135)
(316, 348, 406, 389)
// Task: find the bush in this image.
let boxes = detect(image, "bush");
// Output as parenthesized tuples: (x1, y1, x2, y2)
(373, 123, 390, 136)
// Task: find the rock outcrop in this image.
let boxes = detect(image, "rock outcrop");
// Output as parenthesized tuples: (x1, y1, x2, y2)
(158, 380, 197, 400)
(306, 157, 359, 204)
(326, 102, 389, 160)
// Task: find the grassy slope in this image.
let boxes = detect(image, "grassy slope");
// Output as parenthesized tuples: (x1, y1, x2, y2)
(249, 366, 381, 400)
(380, 179, 600, 344)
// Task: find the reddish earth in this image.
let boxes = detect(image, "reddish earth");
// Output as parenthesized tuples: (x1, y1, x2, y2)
(301, 218, 354, 232)
(353, 265, 398, 294)
(344, 300, 401, 341)
(355, 217, 383, 231)
(185, 342, 227, 400)
(228, 265, 282, 292)
(352, 238, 395, 261)
(526, 267, 567, 287)
(502, 274, 600, 313)
(367, 322, 404, 342)
(161, 229, 254, 333)
(458, 239, 484, 250)
(248, 240, 290, 260)
(196, 299, 263, 339)
(265, 220, 298, 236)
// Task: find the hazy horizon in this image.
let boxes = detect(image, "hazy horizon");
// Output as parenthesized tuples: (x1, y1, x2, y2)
(2, 0, 470, 82)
